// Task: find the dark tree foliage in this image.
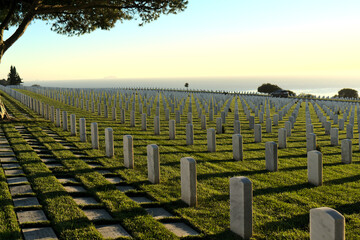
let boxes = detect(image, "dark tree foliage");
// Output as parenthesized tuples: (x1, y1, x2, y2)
(184, 82, 189, 88)
(0, 0, 188, 62)
(257, 83, 282, 94)
(338, 88, 358, 99)
(298, 93, 316, 98)
(7, 65, 22, 85)
(286, 90, 296, 97)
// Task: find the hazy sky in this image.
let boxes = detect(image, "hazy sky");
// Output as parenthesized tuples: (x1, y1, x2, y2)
(1, 0, 360, 89)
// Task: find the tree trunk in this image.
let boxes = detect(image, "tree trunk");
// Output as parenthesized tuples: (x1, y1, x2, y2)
(0, 43, 4, 63)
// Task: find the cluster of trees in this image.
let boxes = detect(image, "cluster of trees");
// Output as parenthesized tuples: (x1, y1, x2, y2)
(257, 83, 296, 96)
(333, 88, 358, 99)
(0, 65, 23, 86)
(258, 83, 359, 99)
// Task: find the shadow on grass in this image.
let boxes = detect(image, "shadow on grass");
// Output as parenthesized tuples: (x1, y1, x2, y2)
(253, 182, 312, 197)
(324, 174, 360, 186)
(197, 169, 268, 181)
(261, 213, 308, 232)
(0, 230, 22, 240)
(336, 201, 360, 215)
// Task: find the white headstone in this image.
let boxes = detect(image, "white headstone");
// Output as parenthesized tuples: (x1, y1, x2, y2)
(154, 116, 160, 135)
(232, 134, 243, 161)
(265, 142, 277, 172)
(141, 113, 147, 131)
(207, 128, 216, 152)
(341, 139, 352, 164)
(278, 128, 287, 149)
(181, 157, 197, 207)
(216, 118, 222, 134)
(147, 144, 160, 184)
(310, 207, 345, 240)
(91, 122, 99, 149)
(169, 120, 176, 140)
(330, 128, 338, 146)
(230, 176, 252, 239)
(105, 128, 114, 157)
(123, 135, 134, 169)
(254, 124, 262, 143)
(79, 118, 86, 142)
(307, 150, 322, 186)
(306, 133, 316, 152)
(186, 123, 194, 145)
(70, 114, 76, 136)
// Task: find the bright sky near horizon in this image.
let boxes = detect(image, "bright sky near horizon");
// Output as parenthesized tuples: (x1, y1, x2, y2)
(1, 0, 360, 88)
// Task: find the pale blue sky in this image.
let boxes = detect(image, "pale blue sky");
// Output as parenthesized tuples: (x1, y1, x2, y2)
(1, 0, 360, 89)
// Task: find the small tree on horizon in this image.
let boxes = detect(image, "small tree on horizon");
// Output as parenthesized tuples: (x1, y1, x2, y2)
(7, 65, 23, 85)
(185, 82, 189, 89)
(338, 88, 358, 99)
(257, 83, 282, 94)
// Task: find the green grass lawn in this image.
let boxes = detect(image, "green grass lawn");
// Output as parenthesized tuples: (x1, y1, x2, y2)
(1, 88, 360, 239)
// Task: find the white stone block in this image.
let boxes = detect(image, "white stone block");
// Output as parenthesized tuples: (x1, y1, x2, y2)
(123, 135, 134, 169)
(216, 118, 222, 134)
(105, 128, 114, 157)
(181, 157, 197, 207)
(254, 124, 262, 143)
(91, 122, 99, 149)
(278, 128, 287, 149)
(307, 150, 322, 186)
(306, 133, 316, 152)
(341, 139, 352, 164)
(201, 115, 206, 130)
(169, 120, 176, 140)
(285, 121, 291, 137)
(249, 116, 255, 129)
(147, 144, 160, 184)
(230, 176, 252, 239)
(207, 128, 216, 152)
(310, 207, 345, 240)
(266, 118, 272, 133)
(186, 123, 194, 145)
(62, 111, 68, 131)
(232, 134, 243, 161)
(330, 128, 338, 146)
(234, 120, 241, 134)
(346, 124, 353, 139)
(154, 116, 160, 135)
(79, 118, 86, 142)
(70, 114, 76, 136)
(141, 113, 147, 131)
(265, 142, 277, 172)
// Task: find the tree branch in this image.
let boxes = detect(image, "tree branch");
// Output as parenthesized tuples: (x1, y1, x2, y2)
(2, 0, 41, 53)
(3, 13, 35, 52)
(0, 1, 16, 42)
(36, 1, 156, 14)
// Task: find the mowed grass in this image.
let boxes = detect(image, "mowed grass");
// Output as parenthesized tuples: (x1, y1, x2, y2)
(1, 88, 360, 239)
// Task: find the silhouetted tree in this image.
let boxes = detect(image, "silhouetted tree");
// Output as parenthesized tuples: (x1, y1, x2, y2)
(286, 90, 296, 97)
(298, 93, 316, 98)
(0, 78, 7, 86)
(184, 83, 189, 89)
(338, 88, 358, 98)
(257, 83, 282, 94)
(7, 65, 22, 85)
(0, 1, 188, 62)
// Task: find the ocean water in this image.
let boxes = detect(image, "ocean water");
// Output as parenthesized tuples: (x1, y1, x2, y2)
(24, 79, 360, 98)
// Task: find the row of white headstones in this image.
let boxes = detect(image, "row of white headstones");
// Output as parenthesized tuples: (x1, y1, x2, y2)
(2, 85, 354, 239)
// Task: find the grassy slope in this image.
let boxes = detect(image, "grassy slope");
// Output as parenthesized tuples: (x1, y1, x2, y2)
(1, 88, 360, 239)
